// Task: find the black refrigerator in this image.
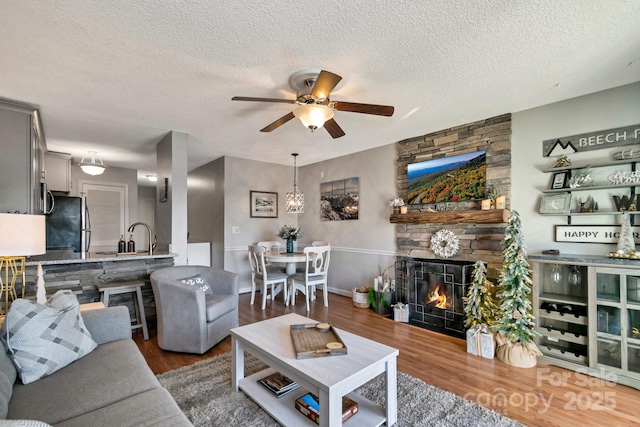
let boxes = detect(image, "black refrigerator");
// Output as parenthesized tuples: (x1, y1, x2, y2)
(45, 196, 90, 252)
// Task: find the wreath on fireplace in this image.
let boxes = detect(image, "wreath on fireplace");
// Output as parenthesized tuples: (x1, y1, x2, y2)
(430, 229, 460, 258)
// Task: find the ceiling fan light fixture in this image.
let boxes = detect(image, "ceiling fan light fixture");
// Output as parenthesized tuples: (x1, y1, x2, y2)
(286, 153, 304, 213)
(293, 104, 333, 131)
(79, 151, 106, 176)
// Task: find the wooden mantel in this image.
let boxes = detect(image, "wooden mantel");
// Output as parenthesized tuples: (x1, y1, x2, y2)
(390, 209, 510, 224)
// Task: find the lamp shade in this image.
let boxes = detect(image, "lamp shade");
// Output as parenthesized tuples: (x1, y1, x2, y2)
(293, 104, 334, 130)
(0, 213, 46, 256)
(79, 151, 106, 176)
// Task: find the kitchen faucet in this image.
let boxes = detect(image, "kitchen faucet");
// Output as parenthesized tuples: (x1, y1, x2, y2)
(127, 222, 157, 255)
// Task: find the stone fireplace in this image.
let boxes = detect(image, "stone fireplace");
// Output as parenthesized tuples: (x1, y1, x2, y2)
(394, 113, 512, 275)
(395, 257, 475, 339)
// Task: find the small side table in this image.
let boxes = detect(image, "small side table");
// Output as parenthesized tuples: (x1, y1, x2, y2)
(97, 281, 149, 340)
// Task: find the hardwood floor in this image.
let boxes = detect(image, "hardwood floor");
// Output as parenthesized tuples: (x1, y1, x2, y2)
(134, 293, 640, 427)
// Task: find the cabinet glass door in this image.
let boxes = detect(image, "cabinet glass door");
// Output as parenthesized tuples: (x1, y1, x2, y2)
(598, 338, 622, 369)
(596, 273, 620, 303)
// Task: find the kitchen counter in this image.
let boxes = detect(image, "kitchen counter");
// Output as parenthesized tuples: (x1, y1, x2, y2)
(27, 250, 176, 266)
(18, 250, 177, 329)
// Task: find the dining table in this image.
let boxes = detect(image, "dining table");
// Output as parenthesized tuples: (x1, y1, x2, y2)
(265, 251, 307, 275)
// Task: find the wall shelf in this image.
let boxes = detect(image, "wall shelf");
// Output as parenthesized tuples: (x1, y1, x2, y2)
(389, 209, 509, 224)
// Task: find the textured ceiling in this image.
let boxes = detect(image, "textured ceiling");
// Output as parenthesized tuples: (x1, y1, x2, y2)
(1, 1, 639, 183)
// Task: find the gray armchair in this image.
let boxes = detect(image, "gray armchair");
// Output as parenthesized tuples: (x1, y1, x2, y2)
(150, 266, 239, 354)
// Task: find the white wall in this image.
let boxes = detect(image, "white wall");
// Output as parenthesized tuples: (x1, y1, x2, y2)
(156, 131, 189, 264)
(512, 82, 640, 255)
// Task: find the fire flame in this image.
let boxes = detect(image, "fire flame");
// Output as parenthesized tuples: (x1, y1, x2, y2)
(427, 286, 450, 309)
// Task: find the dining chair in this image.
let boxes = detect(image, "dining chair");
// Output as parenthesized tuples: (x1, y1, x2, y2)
(248, 245, 289, 310)
(311, 241, 330, 246)
(256, 241, 284, 273)
(288, 245, 331, 311)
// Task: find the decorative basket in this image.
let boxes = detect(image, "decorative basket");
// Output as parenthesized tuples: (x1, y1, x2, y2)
(352, 288, 369, 308)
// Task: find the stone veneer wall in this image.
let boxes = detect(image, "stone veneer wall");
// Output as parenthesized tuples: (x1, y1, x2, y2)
(22, 257, 174, 328)
(395, 113, 511, 276)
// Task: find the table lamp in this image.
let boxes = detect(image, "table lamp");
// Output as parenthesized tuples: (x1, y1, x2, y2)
(0, 213, 46, 313)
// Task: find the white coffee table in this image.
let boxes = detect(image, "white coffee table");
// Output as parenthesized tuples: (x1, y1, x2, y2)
(231, 313, 398, 427)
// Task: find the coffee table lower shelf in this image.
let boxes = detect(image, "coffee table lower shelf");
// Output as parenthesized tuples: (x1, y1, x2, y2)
(239, 367, 386, 426)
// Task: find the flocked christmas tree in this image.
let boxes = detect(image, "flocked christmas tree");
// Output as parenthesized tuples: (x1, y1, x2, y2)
(464, 260, 498, 328)
(495, 210, 539, 344)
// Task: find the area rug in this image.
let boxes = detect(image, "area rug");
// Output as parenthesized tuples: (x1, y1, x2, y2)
(157, 352, 524, 427)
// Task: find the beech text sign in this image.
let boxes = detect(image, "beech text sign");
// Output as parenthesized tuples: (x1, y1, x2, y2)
(543, 124, 640, 157)
(555, 225, 640, 244)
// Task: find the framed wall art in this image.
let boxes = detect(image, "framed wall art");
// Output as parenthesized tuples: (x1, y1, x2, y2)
(550, 171, 569, 189)
(320, 177, 359, 221)
(250, 191, 278, 218)
(540, 194, 572, 215)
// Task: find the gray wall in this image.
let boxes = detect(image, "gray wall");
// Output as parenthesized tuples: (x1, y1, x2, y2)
(222, 156, 297, 293)
(512, 81, 640, 255)
(297, 144, 398, 295)
(187, 156, 225, 268)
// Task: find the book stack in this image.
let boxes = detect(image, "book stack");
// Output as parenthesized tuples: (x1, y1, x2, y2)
(258, 372, 300, 398)
(294, 392, 358, 424)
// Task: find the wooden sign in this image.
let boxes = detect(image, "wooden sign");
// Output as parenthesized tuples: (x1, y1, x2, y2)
(555, 225, 640, 244)
(543, 124, 640, 157)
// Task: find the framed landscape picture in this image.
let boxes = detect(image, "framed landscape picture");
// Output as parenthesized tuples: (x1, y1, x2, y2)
(250, 191, 278, 218)
(320, 177, 359, 221)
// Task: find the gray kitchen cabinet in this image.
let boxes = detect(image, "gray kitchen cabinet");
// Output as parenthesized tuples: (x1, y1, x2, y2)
(0, 100, 46, 214)
(531, 255, 640, 390)
(45, 152, 72, 192)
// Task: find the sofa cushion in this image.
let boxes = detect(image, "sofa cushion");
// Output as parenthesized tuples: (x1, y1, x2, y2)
(180, 275, 213, 295)
(0, 421, 52, 426)
(53, 387, 190, 427)
(0, 291, 97, 385)
(204, 294, 235, 322)
(8, 339, 160, 424)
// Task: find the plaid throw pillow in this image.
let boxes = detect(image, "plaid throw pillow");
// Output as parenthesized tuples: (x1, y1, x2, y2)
(0, 291, 97, 384)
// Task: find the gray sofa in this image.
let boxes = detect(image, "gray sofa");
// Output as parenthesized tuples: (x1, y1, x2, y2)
(0, 306, 191, 427)
(150, 266, 239, 354)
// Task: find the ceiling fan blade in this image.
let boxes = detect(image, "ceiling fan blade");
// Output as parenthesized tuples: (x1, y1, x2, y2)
(232, 96, 295, 104)
(333, 101, 394, 117)
(311, 70, 342, 100)
(260, 112, 296, 132)
(324, 118, 345, 139)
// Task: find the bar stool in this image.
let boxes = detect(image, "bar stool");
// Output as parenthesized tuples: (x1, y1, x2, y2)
(97, 281, 149, 340)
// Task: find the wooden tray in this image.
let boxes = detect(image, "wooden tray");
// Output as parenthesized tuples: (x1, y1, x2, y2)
(290, 323, 348, 359)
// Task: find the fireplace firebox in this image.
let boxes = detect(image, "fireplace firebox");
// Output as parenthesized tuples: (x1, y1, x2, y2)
(394, 258, 476, 339)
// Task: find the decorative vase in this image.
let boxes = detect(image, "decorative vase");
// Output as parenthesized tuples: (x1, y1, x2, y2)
(393, 206, 400, 214)
(286, 238, 294, 253)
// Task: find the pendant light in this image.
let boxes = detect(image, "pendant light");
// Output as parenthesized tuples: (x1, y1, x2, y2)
(286, 153, 304, 213)
(79, 151, 106, 176)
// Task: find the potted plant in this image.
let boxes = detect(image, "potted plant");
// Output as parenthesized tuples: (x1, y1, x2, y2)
(276, 225, 302, 253)
(368, 264, 394, 314)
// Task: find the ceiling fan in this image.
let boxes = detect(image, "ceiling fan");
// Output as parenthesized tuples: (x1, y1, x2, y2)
(232, 69, 394, 139)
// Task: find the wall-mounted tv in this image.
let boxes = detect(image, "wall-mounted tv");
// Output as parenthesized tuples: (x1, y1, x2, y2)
(407, 151, 486, 204)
